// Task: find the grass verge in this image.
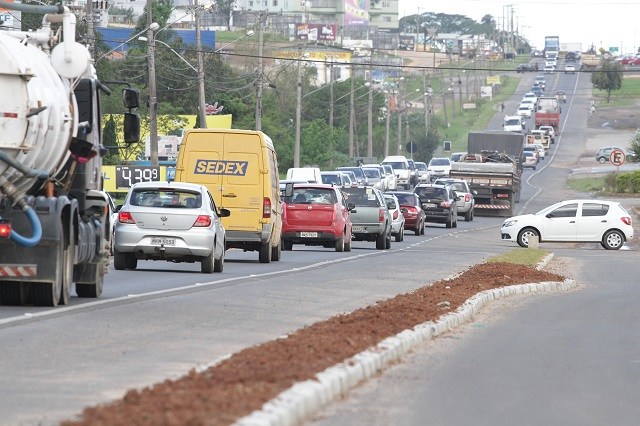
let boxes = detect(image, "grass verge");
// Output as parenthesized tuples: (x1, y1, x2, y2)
(566, 176, 605, 192)
(487, 248, 550, 267)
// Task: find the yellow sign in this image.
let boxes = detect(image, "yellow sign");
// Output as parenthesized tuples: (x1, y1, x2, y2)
(486, 76, 501, 85)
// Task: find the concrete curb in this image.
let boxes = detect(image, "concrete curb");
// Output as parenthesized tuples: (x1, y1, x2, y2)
(235, 260, 570, 426)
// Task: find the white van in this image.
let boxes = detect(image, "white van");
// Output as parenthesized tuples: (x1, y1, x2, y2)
(286, 167, 322, 183)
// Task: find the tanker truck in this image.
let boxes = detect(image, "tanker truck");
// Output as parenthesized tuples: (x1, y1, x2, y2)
(0, 2, 140, 306)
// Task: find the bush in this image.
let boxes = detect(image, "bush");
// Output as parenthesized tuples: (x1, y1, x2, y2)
(604, 172, 618, 192)
(614, 170, 640, 193)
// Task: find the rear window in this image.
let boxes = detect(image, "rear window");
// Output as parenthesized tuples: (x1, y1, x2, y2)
(342, 187, 381, 207)
(429, 158, 450, 166)
(582, 203, 609, 217)
(321, 174, 341, 185)
(383, 162, 407, 170)
(415, 187, 447, 199)
(285, 188, 337, 205)
(130, 188, 202, 208)
(392, 193, 416, 205)
(337, 167, 365, 180)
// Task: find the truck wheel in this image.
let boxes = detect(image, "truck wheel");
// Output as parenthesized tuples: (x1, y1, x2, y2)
(114, 250, 127, 270)
(259, 241, 272, 263)
(58, 225, 74, 306)
(201, 249, 214, 273)
(335, 235, 345, 252)
(517, 227, 539, 248)
(0, 282, 27, 305)
(32, 281, 59, 307)
(602, 230, 624, 250)
(33, 235, 70, 307)
(271, 240, 282, 261)
(376, 229, 387, 250)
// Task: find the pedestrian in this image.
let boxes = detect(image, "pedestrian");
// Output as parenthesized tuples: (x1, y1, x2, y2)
(589, 104, 595, 117)
(500, 102, 505, 112)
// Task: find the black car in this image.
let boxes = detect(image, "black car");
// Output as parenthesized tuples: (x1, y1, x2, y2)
(516, 63, 536, 73)
(414, 184, 459, 228)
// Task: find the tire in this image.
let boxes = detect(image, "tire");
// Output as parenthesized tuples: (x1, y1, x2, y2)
(598, 157, 606, 164)
(33, 234, 68, 307)
(0, 282, 27, 305)
(376, 228, 387, 250)
(214, 244, 224, 273)
(395, 226, 404, 242)
(446, 214, 453, 228)
(344, 233, 352, 252)
(114, 250, 127, 270)
(464, 208, 473, 222)
(259, 241, 272, 263)
(385, 229, 392, 249)
(58, 224, 74, 306)
(420, 220, 425, 235)
(201, 250, 214, 273)
(271, 240, 282, 261)
(517, 227, 539, 248)
(602, 230, 624, 250)
(283, 240, 293, 251)
(453, 215, 458, 228)
(335, 235, 345, 252)
(125, 254, 137, 270)
(414, 223, 421, 236)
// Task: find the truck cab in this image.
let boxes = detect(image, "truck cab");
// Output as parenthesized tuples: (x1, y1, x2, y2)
(503, 115, 526, 133)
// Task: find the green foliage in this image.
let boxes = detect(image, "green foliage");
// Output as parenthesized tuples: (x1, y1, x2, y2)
(616, 170, 640, 193)
(566, 176, 606, 193)
(487, 249, 550, 267)
(628, 131, 640, 163)
(102, 116, 121, 165)
(591, 61, 623, 103)
(604, 172, 619, 192)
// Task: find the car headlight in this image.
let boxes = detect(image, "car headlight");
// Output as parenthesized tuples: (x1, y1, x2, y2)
(502, 220, 518, 227)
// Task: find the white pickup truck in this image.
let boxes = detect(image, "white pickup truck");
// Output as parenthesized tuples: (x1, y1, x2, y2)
(503, 115, 525, 133)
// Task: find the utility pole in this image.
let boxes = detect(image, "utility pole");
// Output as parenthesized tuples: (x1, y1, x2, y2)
(367, 59, 373, 157)
(349, 63, 355, 158)
(146, 0, 158, 167)
(255, 12, 265, 131)
(86, 0, 94, 59)
(441, 69, 448, 128)
(195, 0, 207, 128)
(397, 78, 403, 154)
(328, 58, 334, 167)
(423, 70, 429, 133)
(294, 45, 303, 167)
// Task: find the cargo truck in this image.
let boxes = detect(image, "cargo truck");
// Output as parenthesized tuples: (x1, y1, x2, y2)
(534, 96, 561, 132)
(449, 131, 523, 217)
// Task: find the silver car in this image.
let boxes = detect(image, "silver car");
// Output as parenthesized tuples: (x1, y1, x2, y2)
(114, 181, 230, 273)
(433, 178, 475, 222)
(384, 194, 405, 242)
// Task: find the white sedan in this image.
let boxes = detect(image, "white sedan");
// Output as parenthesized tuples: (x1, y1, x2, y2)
(501, 200, 634, 250)
(517, 106, 532, 118)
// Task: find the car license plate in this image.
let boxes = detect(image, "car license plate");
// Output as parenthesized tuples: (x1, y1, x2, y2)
(151, 237, 176, 246)
(424, 203, 436, 208)
(300, 232, 318, 238)
(352, 226, 364, 232)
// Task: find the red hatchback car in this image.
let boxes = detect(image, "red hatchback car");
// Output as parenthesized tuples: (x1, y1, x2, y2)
(387, 191, 425, 235)
(281, 184, 353, 252)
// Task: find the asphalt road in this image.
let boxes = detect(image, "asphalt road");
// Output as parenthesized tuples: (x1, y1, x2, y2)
(309, 60, 640, 426)
(1, 59, 638, 426)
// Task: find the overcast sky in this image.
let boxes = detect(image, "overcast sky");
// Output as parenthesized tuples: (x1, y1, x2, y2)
(398, 0, 640, 54)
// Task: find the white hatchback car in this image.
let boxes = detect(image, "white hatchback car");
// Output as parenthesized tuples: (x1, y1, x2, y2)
(114, 181, 230, 272)
(384, 194, 406, 242)
(517, 106, 532, 118)
(501, 200, 634, 250)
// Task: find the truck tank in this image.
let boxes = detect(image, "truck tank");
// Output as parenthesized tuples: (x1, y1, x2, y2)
(0, 14, 85, 199)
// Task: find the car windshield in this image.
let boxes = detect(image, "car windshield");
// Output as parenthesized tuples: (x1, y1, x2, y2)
(337, 167, 365, 180)
(285, 188, 337, 205)
(415, 163, 427, 171)
(130, 188, 202, 208)
(383, 162, 407, 170)
(363, 168, 380, 178)
(321, 174, 340, 185)
(415, 187, 447, 199)
(429, 158, 450, 166)
(342, 187, 380, 207)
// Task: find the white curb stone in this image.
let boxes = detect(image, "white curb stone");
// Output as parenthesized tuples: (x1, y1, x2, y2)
(235, 255, 574, 426)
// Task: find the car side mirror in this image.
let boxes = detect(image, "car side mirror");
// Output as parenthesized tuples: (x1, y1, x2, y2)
(400, 208, 408, 214)
(545, 213, 554, 219)
(218, 208, 231, 218)
(454, 196, 461, 201)
(347, 202, 355, 211)
(387, 201, 396, 210)
(284, 182, 294, 198)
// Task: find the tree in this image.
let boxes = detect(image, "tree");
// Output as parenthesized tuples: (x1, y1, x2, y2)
(591, 61, 622, 103)
(628, 131, 640, 163)
(102, 115, 121, 165)
(215, 0, 236, 31)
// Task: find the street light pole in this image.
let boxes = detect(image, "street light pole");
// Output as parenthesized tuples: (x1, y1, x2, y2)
(349, 63, 355, 158)
(294, 45, 304, 168)
(195, 0, 207, 128)
(255, 12, 266, 131)
(147, 0, 159, 167)
(367, 59, 373, 157)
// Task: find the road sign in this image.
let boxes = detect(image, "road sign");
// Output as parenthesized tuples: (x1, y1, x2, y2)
(610, 149, 626, 166)
(406, 141, 417, 154)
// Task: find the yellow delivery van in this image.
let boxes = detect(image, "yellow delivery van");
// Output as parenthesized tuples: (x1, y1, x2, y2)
(174, 129, 282, 263)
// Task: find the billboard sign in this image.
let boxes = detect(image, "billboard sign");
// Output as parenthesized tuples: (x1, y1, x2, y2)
(295, 23, 337, 41)
(345, 0, 369, 26)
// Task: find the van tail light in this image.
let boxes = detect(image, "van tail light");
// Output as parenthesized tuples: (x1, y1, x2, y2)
(621, 216, 632, 226)
(379, 208, 385, 222)
(193, 215, 212, 227)
(465, 194, 470, 202)
(118, 211, 136, 224)
(0, 220, 11, 238)
(263, 197, 272, 218)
